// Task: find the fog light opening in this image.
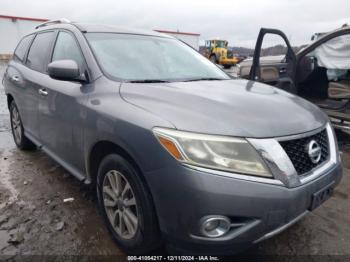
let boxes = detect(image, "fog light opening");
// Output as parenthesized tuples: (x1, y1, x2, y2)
(200, 216, 231, 238)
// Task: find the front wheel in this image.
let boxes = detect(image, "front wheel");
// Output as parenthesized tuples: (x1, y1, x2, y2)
(96, 154, 161, 254)
(9, 101, 36, 150)
(210, 55, 217, 64)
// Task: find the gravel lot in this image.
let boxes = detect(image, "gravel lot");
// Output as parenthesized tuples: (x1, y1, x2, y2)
(1, 62, 350, 260)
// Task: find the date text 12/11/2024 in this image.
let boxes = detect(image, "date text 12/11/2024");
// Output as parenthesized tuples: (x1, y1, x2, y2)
(127, 256, 220, 261)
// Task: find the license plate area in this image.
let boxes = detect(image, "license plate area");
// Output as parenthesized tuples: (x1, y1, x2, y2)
(309, 182, 335, 211)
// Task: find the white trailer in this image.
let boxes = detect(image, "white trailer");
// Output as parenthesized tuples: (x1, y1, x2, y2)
(0, 15, 48, 59)
(154, 30, 200, 50)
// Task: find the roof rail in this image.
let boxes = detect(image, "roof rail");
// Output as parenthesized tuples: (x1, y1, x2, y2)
(35, 18, 71, 29)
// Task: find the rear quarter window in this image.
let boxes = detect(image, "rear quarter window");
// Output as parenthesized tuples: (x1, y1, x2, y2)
(26, 31, 55, 73)
(13, 34, 34, 62)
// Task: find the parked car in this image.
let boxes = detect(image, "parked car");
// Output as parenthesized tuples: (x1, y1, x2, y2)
(239, 26, 350, 134)
(232, 53, 248, 64)
(2, 20, 342, 255)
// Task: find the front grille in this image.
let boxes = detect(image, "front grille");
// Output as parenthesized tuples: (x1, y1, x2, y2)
(279, 129, 329, 175)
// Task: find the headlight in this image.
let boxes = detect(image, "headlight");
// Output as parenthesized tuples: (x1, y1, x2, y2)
(153, 128, 271, 177)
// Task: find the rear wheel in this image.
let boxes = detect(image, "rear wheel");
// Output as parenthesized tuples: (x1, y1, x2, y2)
(96, 154, 161, 254)
(10, 101, 36, 150)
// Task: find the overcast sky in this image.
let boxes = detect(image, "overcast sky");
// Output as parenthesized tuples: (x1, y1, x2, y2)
(1, 0, 349, 47)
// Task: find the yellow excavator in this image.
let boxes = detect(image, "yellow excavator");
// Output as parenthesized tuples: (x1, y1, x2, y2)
(203, 39, 239, 68)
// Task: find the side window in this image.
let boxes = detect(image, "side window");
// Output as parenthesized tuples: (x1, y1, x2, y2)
(26, 31, 55, 72)
(260, 34, 288, 58)
(52, 31, 85, 70)
(13, 34, 34, 62)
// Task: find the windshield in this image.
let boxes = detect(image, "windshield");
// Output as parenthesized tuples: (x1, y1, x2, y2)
(86, 33, 230, 82)
(215, 41, 226, 48)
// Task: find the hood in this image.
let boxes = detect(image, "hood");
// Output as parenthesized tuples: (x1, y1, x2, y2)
(120, 79, 328, 138)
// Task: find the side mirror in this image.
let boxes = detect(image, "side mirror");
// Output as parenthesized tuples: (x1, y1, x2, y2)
(48, 60, 80, 81)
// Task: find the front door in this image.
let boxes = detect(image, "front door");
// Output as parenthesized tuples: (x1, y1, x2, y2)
(294, 27, 350, 124)
(249, 28, 297, 93)
(38, 30, 88, 173)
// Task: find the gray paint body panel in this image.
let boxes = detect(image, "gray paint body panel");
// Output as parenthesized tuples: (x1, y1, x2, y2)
(3, 22, 342, 254)
(121, 79, 328, 138)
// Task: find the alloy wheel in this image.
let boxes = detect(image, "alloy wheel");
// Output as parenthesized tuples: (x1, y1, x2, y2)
(11, 106, 22, 144)
(102, 170, 139, 239)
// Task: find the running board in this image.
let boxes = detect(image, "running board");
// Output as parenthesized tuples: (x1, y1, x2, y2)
(24, 131, 86, 182)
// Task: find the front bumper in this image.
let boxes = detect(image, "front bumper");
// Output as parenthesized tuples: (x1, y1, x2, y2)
(145, 160, 342, 254)
(220, 57, 238, 65)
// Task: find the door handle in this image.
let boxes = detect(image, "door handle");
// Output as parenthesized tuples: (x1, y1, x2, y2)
(11, 75, 20, 82)
(39, 88, 48, 96)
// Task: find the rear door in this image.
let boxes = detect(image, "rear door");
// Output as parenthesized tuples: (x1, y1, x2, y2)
(24, 31, 56, 141)
(5, 32, 55, 141)
(4, 34, 34, 127)
(249, 28, 297, 93)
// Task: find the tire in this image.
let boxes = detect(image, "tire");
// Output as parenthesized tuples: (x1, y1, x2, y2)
(9, 101, 36, 150)
(96, 154, 161, 254)
(210, 55, 217, 64)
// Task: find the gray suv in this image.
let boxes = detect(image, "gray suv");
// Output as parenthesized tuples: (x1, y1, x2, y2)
(2, 20, 342, 255)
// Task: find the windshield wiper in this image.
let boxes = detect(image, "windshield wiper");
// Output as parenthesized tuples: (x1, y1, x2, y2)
(128, 79, 170, 83)
(128, 78, 227, 83)
(183, 77, 225, 82)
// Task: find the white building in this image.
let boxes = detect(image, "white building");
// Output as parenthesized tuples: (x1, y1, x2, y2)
(154, 30, 200, 50)
(0, 15, 48, 58)
(0, 15, 201, 57)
